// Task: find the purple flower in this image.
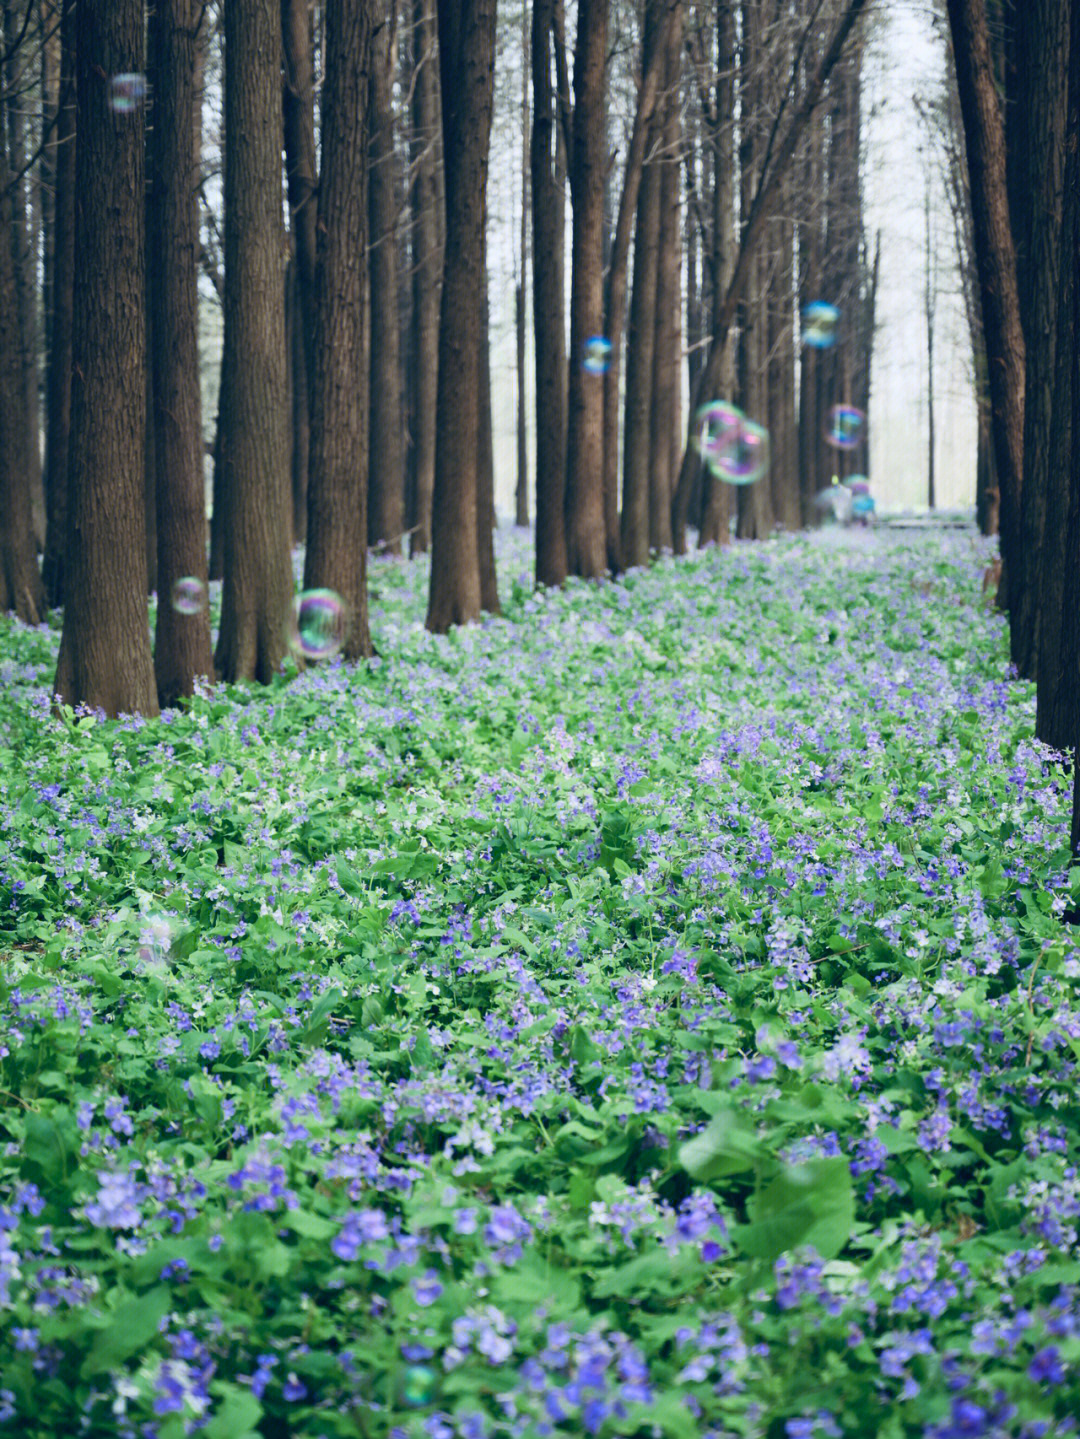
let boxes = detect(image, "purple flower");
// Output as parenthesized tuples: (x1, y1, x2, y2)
(84, 1169, 142, 1229)
(413, 1270, 444, 1307)
(1028, 1347, 1065, 1385)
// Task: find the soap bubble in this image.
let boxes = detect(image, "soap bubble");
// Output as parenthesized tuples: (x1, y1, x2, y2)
(171, 577, 206, 616)
(694, 401, 743, 465)
(845, 476, 871, 495)
(582, 335, 613, 375)
(814, 484, 853, 522)
(711, 418, 769, 485)
(290, 589, 348, 660)
(801, 301, 839, 349)
(825, 404, 865, 450)
(397, 1365, 438, 1407)
(138, 914, 174, 969)
(851, 492, 876, 518)
(109, 74, 146, 115)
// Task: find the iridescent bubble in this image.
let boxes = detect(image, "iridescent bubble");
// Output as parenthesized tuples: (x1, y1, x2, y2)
(694, 401, 743, 465)
(712, 418, 769, 485)
(397, 1364, 438, 1408)
(582, 335, 613, 375)
(802, 301, 839, 349)
(851, 492, 876, 518)
(171, 576, 206, 616)
(825, 404, 865, 450)
(138, 914, 174, 969)
(109, 73, 146, 115)
(845, 476, 871, 496)
(290, 589, 348, 660)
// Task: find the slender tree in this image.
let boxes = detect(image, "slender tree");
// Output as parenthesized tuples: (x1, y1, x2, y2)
(407, 0, 441, 556)
(54, 0, 156, 715)
(149, 0, 213, 706)
(214, 0, 293, 683)
(563, 0, 609, 577)
(532, 0, 568, 585)
(515, 0, 529, 529)
(42, 0, 74, 606)
(304, 0, 375, 659)
(426, 0, 496, 630)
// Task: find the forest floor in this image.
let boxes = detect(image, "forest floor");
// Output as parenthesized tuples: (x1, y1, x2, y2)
(1, 525, 1078, 1439)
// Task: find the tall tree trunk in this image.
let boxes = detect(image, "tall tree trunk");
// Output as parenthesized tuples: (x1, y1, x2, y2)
(4, 0, 44, 549)
(769, 163, 799, 530)
(54, 0, 156, 714)
(735, 0, 770, 540)
(478, 261, 499, 610)
(621, 29, 661, 570)
(304, 0, 375, 660)
(368, 0, 405, 553)
(946, 0, 1024, 638)
(426, 0, 496, 630)
(531, 0, 568, 586)
(214, 0, 294, 683)
(408, 0, 440, 556)
(563, 0, 609, 577)
(282, 0, 318, 546)
(649, 4, 683, 554)
(515, 0, 529, 529)
(42, 0, 74, 607)
(149, 0, 213, 706)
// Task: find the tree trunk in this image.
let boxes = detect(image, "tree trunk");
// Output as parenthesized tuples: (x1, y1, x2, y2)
(304, 0, 375, 660)
(563, 0, 609, 578)
(282, 0, 318, 546)
(408, 0, 441, 557)
(478, 262, 500, 611)
(946, 0, 1025, 651)
(368, 0, 405, 553)
(735, 0, 770, 541)
(42, 0, 75, 607)
(426, 0, 496, 630)
(54, 0, 156, 715)
(515, 0, 529, 529)
(214, 0, 294, 683)
(531, 0, 568, 586)
(621, 20, 661, 570)
(648, 4, 683, 555)
(4, 0, 44, 550)
(149, 0, 213, 707)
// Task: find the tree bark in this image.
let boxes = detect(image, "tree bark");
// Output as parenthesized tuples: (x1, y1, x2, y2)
(735, 0, 770, 540)
(4, 0, 44, 550)
(946, 0, 1025, 652)
(515, 0, 529, 529)
(214, 0, 294, 683)
(54, 0, 156, 715)
(563, 0, 609, 578)
(478, 261, 499, 611)
(426, 0, 496, 630)
(149, 0, 213, 707)
(304, 0, 375, 660)
(368, 0, 405, 553)
(408, 0, 441, 556)
(531, 0, 568, 587)
(621, 1, 662, 570)
(281, 0, 317, 545)
(42, 0, 74, 607)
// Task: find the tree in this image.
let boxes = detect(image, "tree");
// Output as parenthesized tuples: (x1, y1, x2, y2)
(368, 0, 405, 553)
(563, 0, 609, 578)
(149, 0, 213, 707)
(214, 0, 293, 683)
(54, 0, 156, 716)
(531, 0, 568, 586)
(304, 0, 375, 659)
(407, 0, 441, 556)
(426, 0, 497, 630)
(945, 0, 1024, 626)
(42, 0, 74, 606)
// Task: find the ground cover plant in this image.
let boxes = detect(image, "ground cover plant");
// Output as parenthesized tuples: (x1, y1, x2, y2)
(1, 527, 1079, 1439)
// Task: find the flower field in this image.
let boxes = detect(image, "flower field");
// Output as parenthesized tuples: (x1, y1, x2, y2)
(2, 527, 1079, 1439)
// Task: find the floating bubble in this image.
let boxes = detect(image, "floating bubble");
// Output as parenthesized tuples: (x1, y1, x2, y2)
(290, 589, 348, 660)
(813, 484, 853, 522)
(802, 301, 839, 349)
(109, 73, 146, 115)
(397, 1364, 438, 1408)
(694, 401, 743, 465)
(138, 914, 174, 969)
(845, 476, 871, 496)
(711, 418, 770, 485)
(851, 493, 876, 518)
(171, 576, 206, 616)
(582, 335, 613, 375)
(825, 404, 865, 450)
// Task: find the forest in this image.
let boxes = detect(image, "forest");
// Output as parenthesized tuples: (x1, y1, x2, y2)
(1, 0, 1080, 1435)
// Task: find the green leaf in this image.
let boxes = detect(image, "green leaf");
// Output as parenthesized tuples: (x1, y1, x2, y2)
(23, 1109, 73, 1185)
(739, 1156, 854, 1261)
(679, 1110, 762, 1180)
(81, 1286, 172, 1375)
